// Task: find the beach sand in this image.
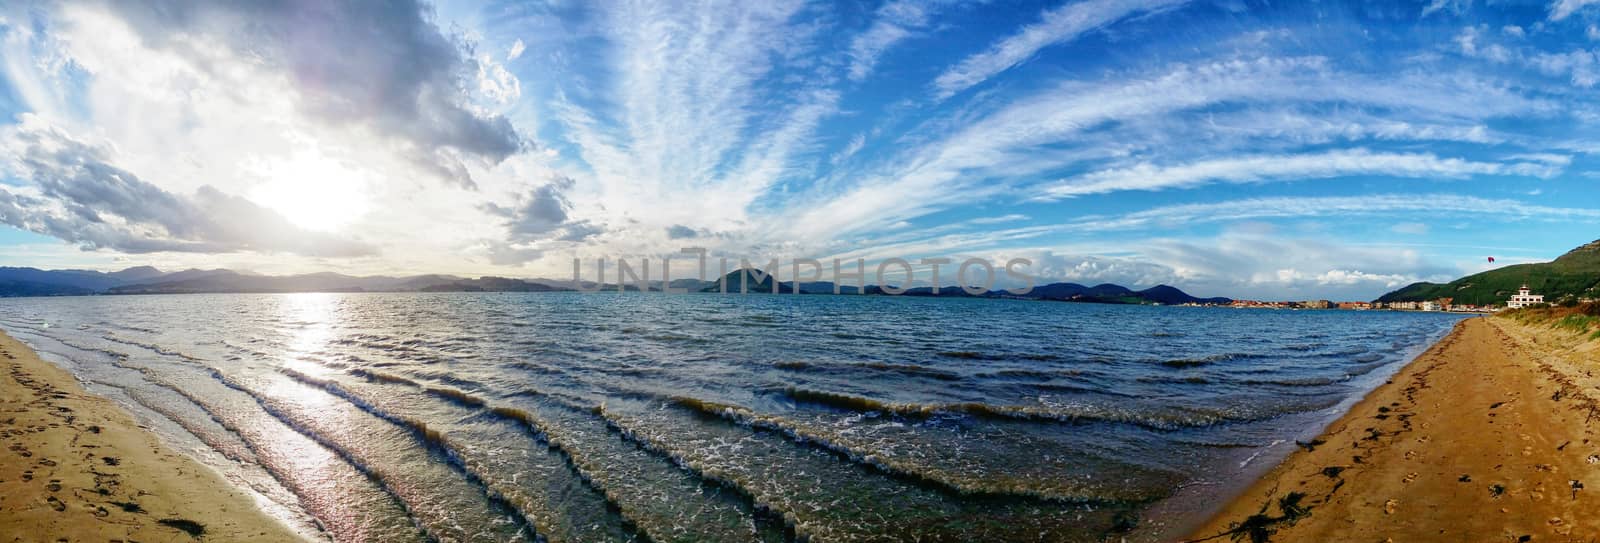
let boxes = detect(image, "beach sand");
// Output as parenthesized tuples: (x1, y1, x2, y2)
(1187, 317, 1600, 542)
(0, 331, 303, 542)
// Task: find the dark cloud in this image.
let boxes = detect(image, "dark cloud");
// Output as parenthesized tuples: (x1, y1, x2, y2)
(482, 175, 600, 244)
(665, 224, 701, 239)
(96, 0, 524, 189)
(0, 123, 376, 257)
(479, 176, 601, 264)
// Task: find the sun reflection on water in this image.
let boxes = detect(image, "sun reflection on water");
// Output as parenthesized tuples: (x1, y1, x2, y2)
(264, 293, 344, 409)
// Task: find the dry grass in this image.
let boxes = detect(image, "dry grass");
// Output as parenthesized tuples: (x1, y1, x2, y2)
(1496, 302, 1600, 340)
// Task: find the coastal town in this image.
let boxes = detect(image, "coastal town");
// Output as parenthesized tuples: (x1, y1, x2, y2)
(1216, 284, 1557, 313)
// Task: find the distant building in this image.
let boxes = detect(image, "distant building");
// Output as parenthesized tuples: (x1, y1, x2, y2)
(1421, 301, 1441, 311)
(1506, 284, 1545, 309)
(1337, 301, 1372, 310)
(1301, 300, 1331, 309)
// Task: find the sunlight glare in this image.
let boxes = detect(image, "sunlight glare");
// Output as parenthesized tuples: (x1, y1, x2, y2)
(248, 151, 372, 233)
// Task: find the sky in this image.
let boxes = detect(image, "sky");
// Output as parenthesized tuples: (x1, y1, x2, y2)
(1, 0, 1599, 300)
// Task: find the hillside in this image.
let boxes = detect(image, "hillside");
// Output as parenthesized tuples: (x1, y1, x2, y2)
(696, 269, 1228, 304)
(0, 266, 566, 296)
(0, 279, 94, 297)
(1378, 238, 1600, 306)
(1, 264, 1231, 304)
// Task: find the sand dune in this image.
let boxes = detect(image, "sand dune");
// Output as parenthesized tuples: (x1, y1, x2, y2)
(1188, 317, 1600, 542)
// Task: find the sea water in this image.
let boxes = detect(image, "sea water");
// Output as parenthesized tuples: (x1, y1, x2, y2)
(0, 292, 1464, 542)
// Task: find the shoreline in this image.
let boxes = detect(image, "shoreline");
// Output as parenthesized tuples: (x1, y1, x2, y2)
(1185, 316, 1600, 542)
(0, 330, 306, 541)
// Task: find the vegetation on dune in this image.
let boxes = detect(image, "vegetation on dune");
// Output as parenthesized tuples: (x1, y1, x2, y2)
(1379, 239, 1600, 306)
(1496, 301, 1600, 341)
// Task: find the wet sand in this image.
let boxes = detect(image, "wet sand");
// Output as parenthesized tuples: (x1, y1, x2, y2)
(0, 331, 303, 542)
(1188, 317, 1600, 542)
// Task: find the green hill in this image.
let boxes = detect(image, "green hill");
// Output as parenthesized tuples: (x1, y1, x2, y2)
(1378, 239, 1600, 306)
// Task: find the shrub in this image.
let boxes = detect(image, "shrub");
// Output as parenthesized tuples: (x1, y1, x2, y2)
(1554, 315, 1598, 333)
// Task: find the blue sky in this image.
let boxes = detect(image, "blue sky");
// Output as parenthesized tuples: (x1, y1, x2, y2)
(1, 0, 1598, 299)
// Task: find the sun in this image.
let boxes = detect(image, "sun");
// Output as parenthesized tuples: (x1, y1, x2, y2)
(248, 151, 373, 232)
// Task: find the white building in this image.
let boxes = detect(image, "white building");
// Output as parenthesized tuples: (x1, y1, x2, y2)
(1506, 284, 1545, 309)
(1422, 301, 1441, 311)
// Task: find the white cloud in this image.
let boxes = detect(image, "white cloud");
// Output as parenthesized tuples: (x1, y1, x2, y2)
(1549, 0, 1600, 21)
(1040, 149, 1559, 198)
(969, 214, 1030, 225)
(85, 0, 524, 189)
(846, 0, 935, 81)
(1390, 222, 1431, 235)
(1421, 0, 1469, 17)
(786, 54, 1560, 244)
(0, 116, 376, 257)
(1138, 233, 1454, 299)
(1075, 194, 1600, 233)
(1532, 49, 1599, 87)
(553, 0, 813, 235)
(507, 38, 526, 61)
(931, 0, 1190, 99)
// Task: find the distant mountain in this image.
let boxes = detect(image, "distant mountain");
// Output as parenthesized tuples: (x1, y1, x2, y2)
(0, 279, 94, 297)
(699, 269, 779, 293)
(107, 270, 374, 294)
(1378, 238, 1600, 306)
(0, 266, 241, 294)
(106, 265, 167, 283)
(418, 277, 568, 292)
(693, 269, 1228, 305)
(0, 266, 571, 296)
(0, 264, 1232, 304)
(1134, 285, 1234, 306)
(0, 266, 142, 291)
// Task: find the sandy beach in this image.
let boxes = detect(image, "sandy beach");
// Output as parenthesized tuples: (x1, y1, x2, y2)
(0, 330, 303, 542)
(1188, 316, 1600, 542)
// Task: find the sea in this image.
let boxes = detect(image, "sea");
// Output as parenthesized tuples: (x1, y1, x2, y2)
(0, 292, 1467, 542)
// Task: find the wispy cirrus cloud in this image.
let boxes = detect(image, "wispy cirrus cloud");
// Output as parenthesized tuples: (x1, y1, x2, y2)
(1549, 0, 1600, 21)
(1039, 149, 1561, 199)
(931, 0, 1190, 99)
(846, 0, 943, 81)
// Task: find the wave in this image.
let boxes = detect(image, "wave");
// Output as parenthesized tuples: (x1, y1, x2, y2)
(349, 368, 420, 386)
(772, 360, 963, 381)
(780, 386, 1344, 431)
(263, 368, 535, 541)
(130, 364, 429, 542)
(1158, 352, 1267, 368)
(425, 386, 488, 408)
(936, 351, 1000, 360)
(1238, 376, 1341, 387)
(1136, 375, 1211, 385)
(508, 361, 564, 375)
(973, 368, 1085, 380)
(667, 395, 1174, 503)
